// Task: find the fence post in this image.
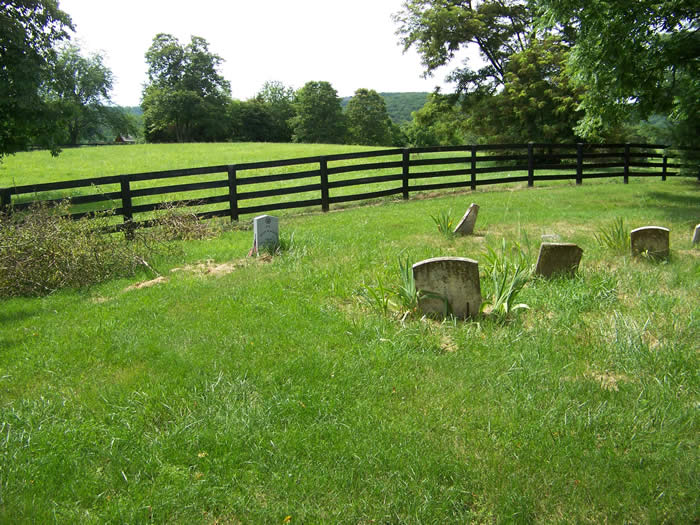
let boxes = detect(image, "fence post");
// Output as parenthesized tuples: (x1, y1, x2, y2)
(320, 157, 329, 212)
(402, 149, 410, 200)
(662, 155, 667, 181)
(470, 146, 477, 191)
(623, 143, 630, 184)
(576, 143, 583, 185)
(527, 142, 534, 187)
(227, 166, 238, 222)
(120, 176, 134, 240)
(0, 188, 10, 214)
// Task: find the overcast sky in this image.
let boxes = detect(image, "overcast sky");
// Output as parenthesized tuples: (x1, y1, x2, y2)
(58, 0, 469, 106)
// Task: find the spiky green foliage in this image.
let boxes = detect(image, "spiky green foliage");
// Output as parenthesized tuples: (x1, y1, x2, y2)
(481, 238, 532, 320)
(594, 217, 630, 255)
(430, 209, 455, 239)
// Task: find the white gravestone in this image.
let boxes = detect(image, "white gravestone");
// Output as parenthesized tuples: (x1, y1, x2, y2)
(693, 224, 700, 245)
(252, 215, 279, 255)
(412, 257, 481, 319)
(453, 203, 480, 235)
(630, 226, 670, 259)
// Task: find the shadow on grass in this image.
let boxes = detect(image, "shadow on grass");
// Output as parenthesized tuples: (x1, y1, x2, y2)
(646, 182, 700, 224)
(0, 305, 41, 324)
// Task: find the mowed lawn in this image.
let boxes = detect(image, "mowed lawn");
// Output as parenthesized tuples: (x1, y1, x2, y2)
(1, 144, 698, 523)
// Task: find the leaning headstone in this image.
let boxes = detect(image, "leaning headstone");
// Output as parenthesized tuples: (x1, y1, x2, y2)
(412, 257, 481, 319)
(453, 203, 479, 235)
(250, 215, 279, 255)
(630, 226, 670, 259)
(534, 242, 583, 278)
(692, 224, 700, 244)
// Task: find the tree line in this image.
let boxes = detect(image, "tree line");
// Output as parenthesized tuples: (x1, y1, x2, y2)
(394, 0, 698, 149)
(1, 0, 697, 162)
(139, 33, 411, 147)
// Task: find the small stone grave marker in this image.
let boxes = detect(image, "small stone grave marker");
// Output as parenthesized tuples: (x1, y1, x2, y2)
(630, 226, 670, 259)
(534, 242, 583, 278)
(251, 215, 279, 255)
(412, 257, 481, 319)
(453, 203, 479, 235)
(692, 224, 700, 245)
(541, 233, 561, 243)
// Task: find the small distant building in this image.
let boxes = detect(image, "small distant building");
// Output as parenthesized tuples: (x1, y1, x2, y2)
(114, 135, 135, 144)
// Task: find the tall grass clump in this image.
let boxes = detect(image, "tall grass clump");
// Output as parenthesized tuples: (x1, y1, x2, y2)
(360, 255, 449, 320)
(481, 238, 532, 321)
(359, 256, 418, 319)
(594, 217, 630, 254)
(0, 203, 159, 297)
(430, 209, 455, 239)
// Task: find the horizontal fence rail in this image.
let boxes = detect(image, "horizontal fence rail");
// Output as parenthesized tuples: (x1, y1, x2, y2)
(1, 143, 698, 233)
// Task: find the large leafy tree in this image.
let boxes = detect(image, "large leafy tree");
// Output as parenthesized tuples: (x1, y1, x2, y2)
(229, 99, 276, 142)
(403, 93, 472, 146)
(45, 43, 117, 145)
(395, 0, 586, 144)
(536, 0, 699, 146)
(0, 0, 73, 159)
(465, 36, 583, 143)
(394, 0, 531, 95)
(289, 81, 346, 144)
(253, 81, 296, 142)
(142, 34, 231, 142)
(345, 89, 393, 146)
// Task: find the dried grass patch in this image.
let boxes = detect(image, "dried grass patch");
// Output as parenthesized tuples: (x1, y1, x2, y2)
(584, 370, 631, 391)
(170, 258, 252, 277)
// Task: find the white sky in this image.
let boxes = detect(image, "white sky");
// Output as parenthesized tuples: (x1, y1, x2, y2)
(57, 0, 469, 106)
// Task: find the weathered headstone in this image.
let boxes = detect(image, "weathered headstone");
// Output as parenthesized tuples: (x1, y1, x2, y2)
(534, 242, 583, 278)
(453, 203, 479, 235)
(251, 215, 279, 255)
(692, 224, 700, 245)
(412, 257, 481, 319)
(541, 233, 561, 243)
(630, 226, 670, 259)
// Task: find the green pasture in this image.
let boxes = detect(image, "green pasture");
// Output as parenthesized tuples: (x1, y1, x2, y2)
(0, 143, 666, 224)
(1, 144, 698, 523)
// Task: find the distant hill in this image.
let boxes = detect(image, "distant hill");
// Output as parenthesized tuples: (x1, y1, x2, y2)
(121, 106, 143, 116)
(341, 92, 430, 124)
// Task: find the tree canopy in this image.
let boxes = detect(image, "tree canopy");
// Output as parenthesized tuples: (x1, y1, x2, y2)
(142, 34, 231, 142)
(536, 0, 699, 145)
(394, 0, 587, 144)
(289, 81, 347, 144)
(395, 0, 530, 94)
(253, 81, 296, 142)
(345, 89, 393, 146)
(46, 43, 115, 145)
(465, 36, 583, 143)
(0, 0, 73, 158)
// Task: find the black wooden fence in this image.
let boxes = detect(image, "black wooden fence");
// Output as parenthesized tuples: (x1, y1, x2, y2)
(1, 143, 696, 231)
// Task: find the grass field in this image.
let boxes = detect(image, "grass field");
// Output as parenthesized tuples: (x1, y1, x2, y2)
(0, 142, 671, 223)
(1, 144, 699, 523)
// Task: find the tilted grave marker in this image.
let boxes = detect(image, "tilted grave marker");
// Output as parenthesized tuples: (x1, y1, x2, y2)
(534, 242, 583, 278)
(453, 203, 480, 235)
(251, 215, 279, 255)
(412, 257, 481, 319)
(630, 226, 670, 259)
(693, 224, 700, 245)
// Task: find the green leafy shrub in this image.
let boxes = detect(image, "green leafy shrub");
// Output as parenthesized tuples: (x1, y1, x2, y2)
(0, 202, 158, 297)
